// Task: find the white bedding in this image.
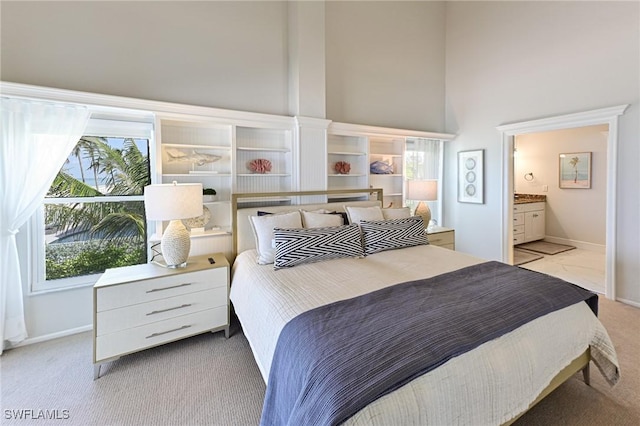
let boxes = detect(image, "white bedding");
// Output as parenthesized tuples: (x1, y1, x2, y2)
(230, 245, 619, 425)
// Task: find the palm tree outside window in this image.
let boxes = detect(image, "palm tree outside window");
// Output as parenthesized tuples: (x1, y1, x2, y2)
(29, 119, 153, 292)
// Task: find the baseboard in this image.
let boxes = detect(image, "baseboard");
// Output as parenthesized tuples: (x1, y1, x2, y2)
(543, 236, 605, 253)
(616, 298, 640, 309)
(13, 324, 93, 348)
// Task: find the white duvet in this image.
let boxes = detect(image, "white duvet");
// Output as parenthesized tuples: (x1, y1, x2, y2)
(230, 245, 619, 425)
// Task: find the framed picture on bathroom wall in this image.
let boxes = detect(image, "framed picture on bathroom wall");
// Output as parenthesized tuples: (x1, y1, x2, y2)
(458, 149, 484, 203)
(559, 152, 591, 189)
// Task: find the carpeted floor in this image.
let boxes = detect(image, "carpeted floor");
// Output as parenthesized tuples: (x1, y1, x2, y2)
(1, 299, 639, 425)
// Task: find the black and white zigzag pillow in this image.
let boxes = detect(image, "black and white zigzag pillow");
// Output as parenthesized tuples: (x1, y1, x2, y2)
(360, 216, 428, 255)
(273, 224, 364, 269)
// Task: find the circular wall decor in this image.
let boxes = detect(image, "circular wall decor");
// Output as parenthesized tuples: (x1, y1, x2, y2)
(465, 157, 476, 170)
(465, 184, 476, 196)
(465, 171, 476, 183)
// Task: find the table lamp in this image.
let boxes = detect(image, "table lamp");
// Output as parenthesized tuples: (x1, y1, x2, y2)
(144, 182, 202, 267)
(406, 179, 438, 228)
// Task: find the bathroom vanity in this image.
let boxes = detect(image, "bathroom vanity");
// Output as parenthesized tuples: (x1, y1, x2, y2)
(513, 194, 546, 245)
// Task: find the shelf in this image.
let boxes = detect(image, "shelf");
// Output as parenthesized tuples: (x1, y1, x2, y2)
(328, 173, 367, 177)
(163, 143, 231, 150)
(236, 173, 290, 177)
(203, 200, 230, 205)
(328, 151, 367, 156)
(163, 173, 232, 177)
(370, 173, 403, 177)
(371, 153, 403, 158)
(385, 192, 403, 197)
(236, 146, 290, 153)
(189, 228, 232, 238)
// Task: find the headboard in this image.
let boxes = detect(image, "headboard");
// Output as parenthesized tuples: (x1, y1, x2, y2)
(231, 188, 383, 257)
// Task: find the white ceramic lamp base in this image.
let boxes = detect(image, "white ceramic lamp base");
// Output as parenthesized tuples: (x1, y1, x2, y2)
(414, 201, 431, 229)
(161, 220, 191, 268)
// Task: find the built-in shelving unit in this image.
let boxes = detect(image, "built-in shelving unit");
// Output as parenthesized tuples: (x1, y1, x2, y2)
(326, 126, 370, 202)
(326, 122, 455, 209)
(234, 125, 293, 202)
(369, 136, 405, 208)
(155, 117, 234, 257)
(154, 113, 297, 259)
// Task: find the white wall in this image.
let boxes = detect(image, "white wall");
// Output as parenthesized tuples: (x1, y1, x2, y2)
(515, 125, 608, 246)
(325, 1, 446, 131)
(445, 1, 639, 303)
(2, 1, 449, 341)
(0, 1, 290, 115)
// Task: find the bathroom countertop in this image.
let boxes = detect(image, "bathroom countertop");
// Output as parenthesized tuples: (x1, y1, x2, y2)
(514, 193, 547, 204)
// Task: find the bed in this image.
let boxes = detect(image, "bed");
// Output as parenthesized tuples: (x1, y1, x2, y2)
(229, 189, 619, 425)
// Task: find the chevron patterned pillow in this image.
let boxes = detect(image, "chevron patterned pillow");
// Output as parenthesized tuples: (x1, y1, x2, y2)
(273, 224, 364, 269)
(360, 216, 428, 255)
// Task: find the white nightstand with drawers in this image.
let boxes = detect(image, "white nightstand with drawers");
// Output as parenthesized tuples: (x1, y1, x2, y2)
(427, 226, 455, 250)
(93, 253, 229, 379)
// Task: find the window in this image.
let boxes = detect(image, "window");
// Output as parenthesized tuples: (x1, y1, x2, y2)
(30, 118, 153, 292)
(405, 138, 444, 226)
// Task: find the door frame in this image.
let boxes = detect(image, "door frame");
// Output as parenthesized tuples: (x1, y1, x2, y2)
(497, 105, 628, 300)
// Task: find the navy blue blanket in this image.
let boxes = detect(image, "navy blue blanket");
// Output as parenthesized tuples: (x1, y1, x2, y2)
(260, 261, 597, 426)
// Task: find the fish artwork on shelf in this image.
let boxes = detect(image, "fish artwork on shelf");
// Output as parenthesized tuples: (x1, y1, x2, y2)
(165, 148, 222, 166)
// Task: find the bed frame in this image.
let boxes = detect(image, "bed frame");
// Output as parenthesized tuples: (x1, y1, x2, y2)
(229, 188, 591, 424)
(231, 188, 383, 257)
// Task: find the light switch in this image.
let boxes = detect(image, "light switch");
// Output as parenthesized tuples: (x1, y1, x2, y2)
(542, 185, 548, 192)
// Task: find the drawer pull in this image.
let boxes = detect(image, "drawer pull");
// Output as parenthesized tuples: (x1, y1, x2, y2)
(146, 282, 192, 293)
(146, 304, 192, 316)
(146, 325, 191, 339)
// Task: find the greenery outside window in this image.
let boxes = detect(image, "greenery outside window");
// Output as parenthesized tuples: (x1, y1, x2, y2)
(30, 119, 153, 292)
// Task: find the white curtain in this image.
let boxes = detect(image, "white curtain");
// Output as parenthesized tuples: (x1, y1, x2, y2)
(405, 138, 442, 224)
(0, 98, 89, 353)
(406, 138, 441, 180)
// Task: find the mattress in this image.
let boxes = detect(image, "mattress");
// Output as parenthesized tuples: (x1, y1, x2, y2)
(230, 244, 619, 425)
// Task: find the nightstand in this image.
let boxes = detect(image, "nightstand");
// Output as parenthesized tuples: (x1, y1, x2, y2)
(93, 253, 229, 379)
(427, 226, 455, 250)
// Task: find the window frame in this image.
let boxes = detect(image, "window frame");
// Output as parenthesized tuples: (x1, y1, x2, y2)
(27, 117, 154, 294)
(404, 138, 445, 226)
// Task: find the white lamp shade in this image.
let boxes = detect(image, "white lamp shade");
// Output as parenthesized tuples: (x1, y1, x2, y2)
(144, 182, 203, 220)
(406, 179, 438, 201)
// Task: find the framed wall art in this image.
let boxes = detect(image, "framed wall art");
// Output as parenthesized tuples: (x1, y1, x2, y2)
(559, 152, 591, 189)
(458, 149, 484, 204)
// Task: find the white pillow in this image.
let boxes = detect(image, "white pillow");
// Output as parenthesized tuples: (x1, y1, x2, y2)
(345, 206, 384, 224)
(249, 211, 302, 264)
(300, 210, 343, 228)
(382, 207, 411, 220)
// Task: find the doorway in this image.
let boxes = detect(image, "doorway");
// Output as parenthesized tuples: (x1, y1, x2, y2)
(497, 105, 628, 300)
(514, 125, 608, 294)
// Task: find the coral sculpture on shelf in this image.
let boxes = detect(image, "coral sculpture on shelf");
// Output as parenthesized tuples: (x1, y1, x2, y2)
(248, 158, 272, 174)
(334, 161, 351, 175)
